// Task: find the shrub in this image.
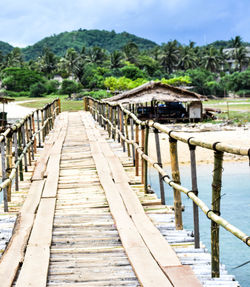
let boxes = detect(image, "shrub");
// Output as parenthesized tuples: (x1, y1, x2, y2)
(60, 79, 81, 97)
(30, 83, 47, 97)
(46, 80, 60, 94)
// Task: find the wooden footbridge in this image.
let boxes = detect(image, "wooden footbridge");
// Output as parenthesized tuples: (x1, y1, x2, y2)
(0, 98, 248, 286)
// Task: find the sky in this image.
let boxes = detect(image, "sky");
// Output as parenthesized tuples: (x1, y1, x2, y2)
(0, 0, 249, 47)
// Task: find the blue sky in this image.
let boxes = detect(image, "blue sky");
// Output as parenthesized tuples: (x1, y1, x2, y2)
(0, 0, 249, 47)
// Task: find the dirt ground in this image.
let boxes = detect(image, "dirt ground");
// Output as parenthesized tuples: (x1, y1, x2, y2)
(147, 125, 250, 165)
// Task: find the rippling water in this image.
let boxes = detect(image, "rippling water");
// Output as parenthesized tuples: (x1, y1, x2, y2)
(148, 161, 250, 287)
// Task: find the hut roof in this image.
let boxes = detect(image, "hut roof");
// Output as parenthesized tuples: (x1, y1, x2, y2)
(105, 81, 206, 104)
(0, 96, 15, 104)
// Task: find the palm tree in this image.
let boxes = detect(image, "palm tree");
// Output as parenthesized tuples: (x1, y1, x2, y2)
(233, 46, 249, 71)
(230, 36, 243, 48)
(160, 40, 180, 74)
(178, 46, 197, 70)
(6, 48, 23, 67)
(86, 46, 107, 65)
(110, 50, 124, 69)
(122, 42, 139, 64)
(201, 47, 220, 72)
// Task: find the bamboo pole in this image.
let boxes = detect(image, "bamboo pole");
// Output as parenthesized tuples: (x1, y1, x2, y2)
(130, 118, 135, 166)
(58, 98, 61, 113)
(144, 126, 149, 193)
(169, 137, 183, 230)
(117, 107, 120, 143)
(13, 131, 19, 191)
(21, 125, 28, 172)
(6, 134, 13, 202)
(29, 116, 34, 160)
(211, 150, 224, 278)
(135, 124, 139, 176)
(41, 109, 45, 142)
(154, 128, 165, 204)
(141, 126, 145, 184)
(37, 110, 42, 147)
(1, 141, 8, 212)
(121, 110, 126, 152)
(25, 120, 31, 166)
(32, 114, 37, 154)
(189, 143, 200, 248)
(18, 128, 24, 181)
(125, 114, 131, 157)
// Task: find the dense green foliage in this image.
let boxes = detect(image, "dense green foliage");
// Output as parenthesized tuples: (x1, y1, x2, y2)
(21, 29, 157, 60)
(0, 31, 249, 99)
(1, 67, 45, 92)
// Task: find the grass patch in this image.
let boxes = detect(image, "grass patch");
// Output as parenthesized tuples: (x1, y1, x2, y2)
(16, 95, 84, 112)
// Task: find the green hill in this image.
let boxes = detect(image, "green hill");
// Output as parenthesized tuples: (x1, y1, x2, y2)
(21, 29, 157, 60)
(205, 40, 250, 49)
(0, 41, 14, 55)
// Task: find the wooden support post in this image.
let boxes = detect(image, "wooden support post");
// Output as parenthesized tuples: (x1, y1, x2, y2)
(41, 109, 45, 142)
(58, 98, 61, 114)
(125, 114, 131, 157)
(32, 114, 37, 154)
(107, 105, 111, 138)
(18, 128, 24, 181)
(117, 107, 120, 143)
(1, 141, 8, 212)
(169, 137, 183, 230)
(29, 116, 34, 160)
(14, 131, 19, 191)
(211, 150, 224, 278)
(84, 97, 89, 111)
(154, 128, 165, 204)
(121, 110, 126, 152)
(112, 107, 116, 141)
(141, 126, 145, 184)
(21, 125, 28, 172)
(144, 126, 149, 193)
(189, 143, 200, 248)
(130, 118, 135, 165)
(37, 110, 42, 147)
(6, 134, 13, 202)
(25, 120, 31, 166)
(135, 124, 139, 176)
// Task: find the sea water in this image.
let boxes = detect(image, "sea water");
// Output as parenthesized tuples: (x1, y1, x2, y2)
(148, 161, 250, 287)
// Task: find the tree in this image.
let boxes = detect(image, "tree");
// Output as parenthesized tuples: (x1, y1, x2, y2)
(1, 67, 45, 92)
(6, 48, 23, 67)
(230, 36, 243, 48)
(30, 82, 47, 97)
(110, 50, 124, 69)
(60, 79, 81, 97)
(120, 64, 147, 80)
(178, 46, 197, 70)
(122, 42, 139, 64)
(233, 46, 249, 71)
(38, 48, 58, 79)
(201, 47, 220, 72)
(160, 41, 180, 74)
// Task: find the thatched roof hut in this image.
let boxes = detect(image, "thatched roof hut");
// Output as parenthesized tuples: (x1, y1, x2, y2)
(105, 81, 206, 104)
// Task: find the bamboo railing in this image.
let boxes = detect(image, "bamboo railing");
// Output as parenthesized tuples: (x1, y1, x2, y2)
(84, 96, 250, 278)
(0, 98, 61, 212)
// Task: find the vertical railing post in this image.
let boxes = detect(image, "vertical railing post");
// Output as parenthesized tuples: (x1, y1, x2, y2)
(112, 106, 116, 141)
(169, 136, 183, 230)
(21, 125, 28, 172)
(154, 128, 165, 204)
(189, 142, 200, 249)
(6, 134, 13, 202)
(121, 110, 126, 152)
(130, 118, 135, 166)
(211, 150, 224, 278)
(117, 107, 120, 143)
(32, 113, 37, 154)
(58, 98, 61, 114)
(25, 120, 31, 166)
(141, 126, 145, 184)
(14, 131, 19, 192)
(18, 128, 24, 181)
(37, 110, 42, 147)
(41, 109, 45, 143)
(143, 125, 149, 193)
(29, 116, 34, 160)
(135, 124, 139, 176)
(125, 114, 131, 157)
(1, 140, 8, 212)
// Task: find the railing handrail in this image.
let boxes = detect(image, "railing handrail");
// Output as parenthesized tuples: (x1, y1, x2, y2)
(84, 95, 250, 278)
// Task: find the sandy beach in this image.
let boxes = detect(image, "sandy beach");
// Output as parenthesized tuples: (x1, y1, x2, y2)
(147, 125, 250, 165)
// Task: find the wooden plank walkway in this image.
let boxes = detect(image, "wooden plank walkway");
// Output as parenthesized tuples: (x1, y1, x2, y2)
(0, 111, 240, 287)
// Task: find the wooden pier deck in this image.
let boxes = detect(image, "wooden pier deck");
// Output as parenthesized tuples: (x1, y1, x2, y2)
(0, 111, 240, 287)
